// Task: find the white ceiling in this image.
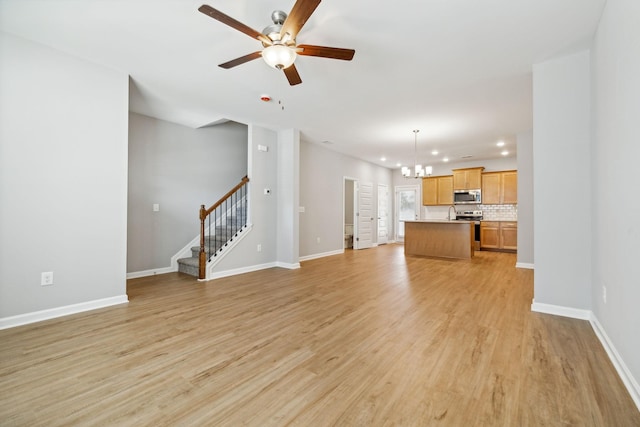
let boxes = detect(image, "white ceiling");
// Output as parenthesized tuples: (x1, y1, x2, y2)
(0, 0, 606, 169)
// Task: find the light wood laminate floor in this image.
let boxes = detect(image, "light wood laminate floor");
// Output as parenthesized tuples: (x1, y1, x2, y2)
(1, 245, 639, 426)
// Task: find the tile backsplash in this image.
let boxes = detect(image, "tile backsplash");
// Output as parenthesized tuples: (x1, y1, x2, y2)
(480, 204, 518, 221)
(422, 204, 518, 221)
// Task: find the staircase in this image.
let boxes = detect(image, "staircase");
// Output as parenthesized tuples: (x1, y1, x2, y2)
(177, 176, 249, 279)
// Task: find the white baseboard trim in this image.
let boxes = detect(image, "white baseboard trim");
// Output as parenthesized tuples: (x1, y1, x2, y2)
(299, 249, 344, 262)
(530, 301, 640, 411)
(530, 301, 591, 320)
(589, 314, 640, 410)
(0, 295, 129, 330)
(516, 262, 534, 269)
(202, 262, 278, 281)
(275, 262, 301, 269)
(126, 266, 176, 279)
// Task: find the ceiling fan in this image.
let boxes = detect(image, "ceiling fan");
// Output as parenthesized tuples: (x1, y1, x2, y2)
(198, 0, 355, 86)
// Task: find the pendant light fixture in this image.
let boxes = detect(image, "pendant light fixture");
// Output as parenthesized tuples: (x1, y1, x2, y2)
(402, 129, 432, 178)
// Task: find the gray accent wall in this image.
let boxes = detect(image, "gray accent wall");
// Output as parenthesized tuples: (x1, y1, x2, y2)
(590, 0, 640, 396)
(533, 51, 592, 310)
(299, 141, 393, 258)
(276, 129, 300, 267)
(210, 125, 280, 271)
(0, 33, 128, 318)
(517, 131, 533, 266)
(127, 113, 247, 273)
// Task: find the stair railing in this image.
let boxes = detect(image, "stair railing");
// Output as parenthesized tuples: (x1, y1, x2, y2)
(199, 176, 250, 279)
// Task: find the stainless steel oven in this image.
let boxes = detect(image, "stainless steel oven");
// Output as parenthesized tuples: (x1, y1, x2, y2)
(455, 210, 483, 250)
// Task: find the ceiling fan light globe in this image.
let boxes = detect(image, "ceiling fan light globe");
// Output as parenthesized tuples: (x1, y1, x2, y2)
(263, 44, 296, 69)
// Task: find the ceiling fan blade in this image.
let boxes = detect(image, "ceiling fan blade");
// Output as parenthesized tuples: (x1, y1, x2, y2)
(219, 51, 262, 69)
(198, 5, 271, 45)
(280, 0, 321, 40)
(297, 44, 355, 61)
(283, 64, 302, 86)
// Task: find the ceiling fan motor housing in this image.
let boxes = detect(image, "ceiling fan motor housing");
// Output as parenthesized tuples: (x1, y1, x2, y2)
(262, 10, 294, 45)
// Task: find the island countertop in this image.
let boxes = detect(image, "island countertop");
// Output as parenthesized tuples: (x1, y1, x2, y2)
(403, 220, 474, 259)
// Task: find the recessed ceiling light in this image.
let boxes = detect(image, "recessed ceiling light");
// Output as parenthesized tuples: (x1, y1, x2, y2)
(396, 162, 402, 167)
(443, 157, 449, 162)
(380, 157, 387, 162)
(431, 150, 439, 155)
(497, 141, 505, 147)
(501, 150, 509, 156)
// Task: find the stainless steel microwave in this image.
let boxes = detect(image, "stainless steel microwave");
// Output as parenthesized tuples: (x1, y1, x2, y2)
(454, 189, 481, 204)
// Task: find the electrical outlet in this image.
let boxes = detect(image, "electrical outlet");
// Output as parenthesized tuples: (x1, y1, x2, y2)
(603, 285, 607, 303)
(257, 244, 262, 252)
(153, 204, 160, 212)
(316, 237, 321, 244)
(41, 272, 54, 286)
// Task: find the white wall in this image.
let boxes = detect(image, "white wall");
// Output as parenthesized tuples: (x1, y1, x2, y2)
(591, 0, 640, 397)
(299, 142, 393, 258)
(0, 33, 128, 321)
(532, 51, 592, 310)
(127, 113, 247, 273)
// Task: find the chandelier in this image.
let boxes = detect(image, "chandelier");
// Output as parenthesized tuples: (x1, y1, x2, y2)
(402, 129, 432, 178)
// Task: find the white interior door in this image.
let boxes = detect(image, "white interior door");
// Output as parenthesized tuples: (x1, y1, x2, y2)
(355, 181, 374, 249)
(395, 185, 420, 242)
(377, 184, 389, 245)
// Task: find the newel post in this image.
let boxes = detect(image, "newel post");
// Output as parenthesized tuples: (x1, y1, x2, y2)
(199, 204, 206, 280)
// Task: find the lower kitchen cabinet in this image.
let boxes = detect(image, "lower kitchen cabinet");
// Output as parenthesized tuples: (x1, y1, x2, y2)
(500, 222, 518, 250)
(480, 221, 517, 251)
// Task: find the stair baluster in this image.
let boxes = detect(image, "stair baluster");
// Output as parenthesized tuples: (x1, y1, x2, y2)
(194, 176, 249, 279)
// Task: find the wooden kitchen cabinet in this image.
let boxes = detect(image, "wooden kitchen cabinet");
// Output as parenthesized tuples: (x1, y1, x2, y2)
(482, 170, 518, 204)
(481, 221, 517, 251)
(502, 171, 518, 204)
(480, 221, 500, 249)
(422, 178, 438, 206)
(453, 167, 484, 190)
(500, 222, 518, 250)
(422, 176, 453, 206)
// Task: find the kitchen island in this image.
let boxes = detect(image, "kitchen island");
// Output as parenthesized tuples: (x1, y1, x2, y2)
(403, 220, 475, 259)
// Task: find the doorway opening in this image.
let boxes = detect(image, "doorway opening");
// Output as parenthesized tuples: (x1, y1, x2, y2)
(344, 178, 355, 250)
(395, 185, 420, 242)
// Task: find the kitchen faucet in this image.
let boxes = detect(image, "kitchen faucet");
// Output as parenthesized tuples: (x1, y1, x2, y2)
(448, 205, 457, 220)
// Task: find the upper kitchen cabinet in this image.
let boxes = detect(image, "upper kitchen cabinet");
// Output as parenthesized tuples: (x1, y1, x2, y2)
(452, 167, 484, 190)
(482, 170, 518, 204)
(422, 176, 453, 206)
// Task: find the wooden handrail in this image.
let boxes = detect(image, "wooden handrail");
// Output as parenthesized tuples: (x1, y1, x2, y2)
(199, 175, 250, 279)
(200, 176, 249, 220)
